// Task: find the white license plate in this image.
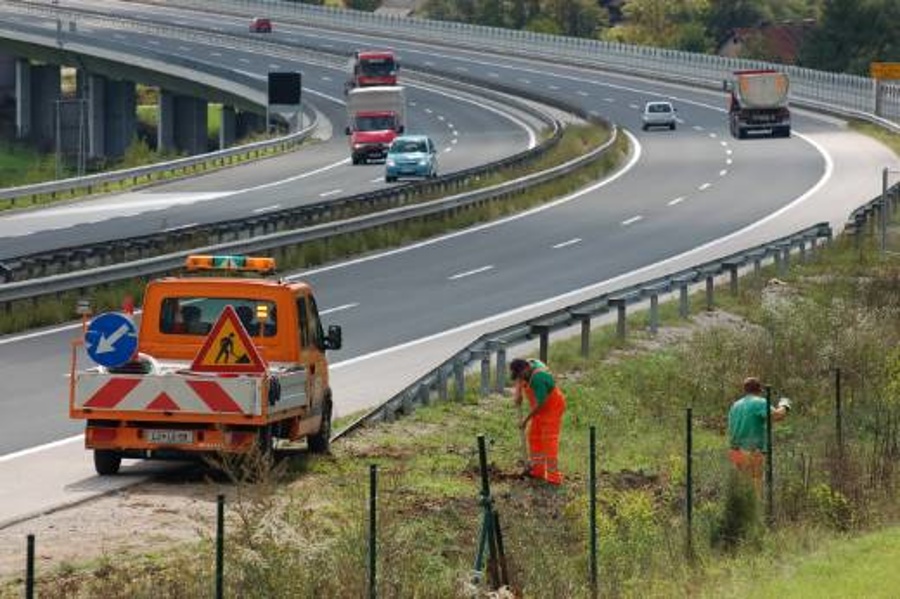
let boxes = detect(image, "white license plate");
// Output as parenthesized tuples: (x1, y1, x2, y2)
(146, 429, 193, 444)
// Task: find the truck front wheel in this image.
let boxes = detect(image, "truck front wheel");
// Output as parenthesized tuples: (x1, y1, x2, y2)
(308, 399, 332, 454)
(94, 450, 122, 475)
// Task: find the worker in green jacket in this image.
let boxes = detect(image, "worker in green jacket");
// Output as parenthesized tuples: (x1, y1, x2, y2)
(728, 377, 792, 495)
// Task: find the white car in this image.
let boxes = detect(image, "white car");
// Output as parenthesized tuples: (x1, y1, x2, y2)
(641, 101, 677, 131)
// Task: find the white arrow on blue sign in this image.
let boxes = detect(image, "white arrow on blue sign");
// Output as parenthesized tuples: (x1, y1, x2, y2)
(85, 312, 138, 368)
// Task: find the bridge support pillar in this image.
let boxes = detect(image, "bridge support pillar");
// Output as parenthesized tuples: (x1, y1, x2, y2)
(236, 110, 266, 139)
(159, 90, 207, 155)
(103, 78, 136, 159)
(16, 61, 60, 149)
(219, 104, 236, 149)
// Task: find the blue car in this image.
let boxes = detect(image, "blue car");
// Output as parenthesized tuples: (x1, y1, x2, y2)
(384, 135, 438, 182)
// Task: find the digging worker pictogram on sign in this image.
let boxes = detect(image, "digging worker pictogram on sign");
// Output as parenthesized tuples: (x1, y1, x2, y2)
(191, 305, 267, 373)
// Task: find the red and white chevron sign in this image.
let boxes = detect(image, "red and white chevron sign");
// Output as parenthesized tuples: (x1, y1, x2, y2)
(74, 374, 261, 415)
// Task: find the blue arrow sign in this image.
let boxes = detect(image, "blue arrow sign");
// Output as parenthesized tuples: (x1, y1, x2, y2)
(85, 312, 138, 368)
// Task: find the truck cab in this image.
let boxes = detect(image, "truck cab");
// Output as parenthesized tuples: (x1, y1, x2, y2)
(70, 255, 342, 475)
(345, 49, 399, 93)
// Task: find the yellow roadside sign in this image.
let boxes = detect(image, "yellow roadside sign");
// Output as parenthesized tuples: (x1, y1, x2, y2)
(871, 62, 900, 80)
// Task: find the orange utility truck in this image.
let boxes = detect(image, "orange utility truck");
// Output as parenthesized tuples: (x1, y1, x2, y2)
(70, 255, 342, 475)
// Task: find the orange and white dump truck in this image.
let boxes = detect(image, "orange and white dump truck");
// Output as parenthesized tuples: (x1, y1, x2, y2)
(70, 255, 342, 475)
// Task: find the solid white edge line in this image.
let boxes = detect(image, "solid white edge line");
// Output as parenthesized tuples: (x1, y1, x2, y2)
(0, 435, 83, 462)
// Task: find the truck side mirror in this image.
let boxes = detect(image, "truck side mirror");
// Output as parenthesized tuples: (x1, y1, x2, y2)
(398, 125, 405, 134)
(723, 80, 733, 92)
(345, 126, 351, 135)
(325, 325, 342, 350)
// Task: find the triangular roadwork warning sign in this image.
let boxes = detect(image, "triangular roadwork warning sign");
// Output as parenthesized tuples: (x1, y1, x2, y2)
(191, 305, 267, 373)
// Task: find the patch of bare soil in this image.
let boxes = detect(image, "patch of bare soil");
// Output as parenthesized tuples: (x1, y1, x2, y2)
(0, 309, 753, 589)
(0, 473, 221, 583)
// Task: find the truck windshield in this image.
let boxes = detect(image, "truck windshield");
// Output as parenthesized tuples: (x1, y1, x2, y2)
(355, 115, 395, 131)
(360, 57, 395, 77)
(160, 297, 277, 337)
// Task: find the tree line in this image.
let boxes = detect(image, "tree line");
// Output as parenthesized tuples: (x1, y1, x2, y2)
(410, 0, 900, 76)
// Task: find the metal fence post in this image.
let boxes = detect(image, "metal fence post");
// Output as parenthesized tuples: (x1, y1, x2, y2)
(368, 464, 378, 599)
(216, 494, 224, 599)
(25, 534, 35, 599)
(685, 408, 693, 561)
(765, 387, 774, 527)
(589, 426, 598, 598)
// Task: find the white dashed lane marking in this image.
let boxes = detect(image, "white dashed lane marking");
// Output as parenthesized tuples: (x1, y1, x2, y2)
(448, 265, 494, 280)
(552, 238, 581, 249)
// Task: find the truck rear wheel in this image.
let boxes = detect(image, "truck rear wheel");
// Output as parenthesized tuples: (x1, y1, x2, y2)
(94, 450, 122, 475)
(308, 399, 332, 454)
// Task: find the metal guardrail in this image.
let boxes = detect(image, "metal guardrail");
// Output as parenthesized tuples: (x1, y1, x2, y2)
(336, 221, 835, 438)
(0, 115, 614, 304)
(0, 65, 573, 281)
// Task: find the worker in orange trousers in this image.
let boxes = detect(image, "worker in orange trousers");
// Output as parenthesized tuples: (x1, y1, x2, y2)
(510, 358, 566, 485)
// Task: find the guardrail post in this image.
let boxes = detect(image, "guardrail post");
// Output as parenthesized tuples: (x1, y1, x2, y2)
(674, 275, 693, 319)
(493, 343, 507, 394)
(454, 360, 466, 401)
(649, 292, 659, 334)
(704, 272, 715, 311)
(751, 251, 764, 276)
(479, 351, 491, 398)
(418, 381, 431, 407)
(770, 244, 783, 273)
(608, 297, 627, 341)
(401, 390, 414, 415)
(642, 284, 668, 335)
(438, 367, 448, 402)
(722, 260, 740, 295)
(570, 311, 592, 357)
(530, 324, 550, 363)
